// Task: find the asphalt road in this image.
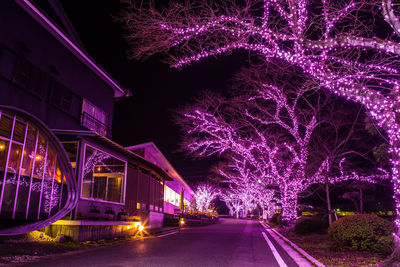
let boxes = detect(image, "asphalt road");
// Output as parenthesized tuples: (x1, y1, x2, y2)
(25, 219, 298, 267)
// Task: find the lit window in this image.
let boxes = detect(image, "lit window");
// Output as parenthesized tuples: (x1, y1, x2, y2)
(0, 107, 75, 235)
(81, 145, 126, 204)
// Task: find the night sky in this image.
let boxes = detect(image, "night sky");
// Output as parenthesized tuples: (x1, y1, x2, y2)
(23, 0, 395, 211)
(57, 0, 249, 185)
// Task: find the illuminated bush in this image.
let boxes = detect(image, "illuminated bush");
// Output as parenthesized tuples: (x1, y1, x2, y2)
(328, 214, 394, 254)
(294, 217, 328, 235)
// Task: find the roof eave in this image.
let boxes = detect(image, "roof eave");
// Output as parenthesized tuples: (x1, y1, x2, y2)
(15, 0, 131, 98)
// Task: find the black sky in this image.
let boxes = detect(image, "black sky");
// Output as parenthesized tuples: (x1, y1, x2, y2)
(58, 0, 248, 185)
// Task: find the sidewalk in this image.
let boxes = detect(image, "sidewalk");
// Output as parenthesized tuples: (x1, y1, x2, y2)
(259, 221, 326, 267)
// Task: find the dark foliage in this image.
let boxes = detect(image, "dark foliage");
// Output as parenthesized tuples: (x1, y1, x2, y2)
(328, 214, 394, 255)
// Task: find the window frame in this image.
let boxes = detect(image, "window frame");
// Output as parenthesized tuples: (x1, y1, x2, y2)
(80, 143, 127, 205)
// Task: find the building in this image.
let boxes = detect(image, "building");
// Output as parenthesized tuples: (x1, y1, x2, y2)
(126, 142, 194, 215)
(0, 0, 193, 239)
(0, 106, 77, 235)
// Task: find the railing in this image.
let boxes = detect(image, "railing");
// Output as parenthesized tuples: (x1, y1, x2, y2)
(80, 112, 109, 137)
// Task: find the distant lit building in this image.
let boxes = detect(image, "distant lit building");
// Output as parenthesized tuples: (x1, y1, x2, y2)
(126, 142, 194, 214)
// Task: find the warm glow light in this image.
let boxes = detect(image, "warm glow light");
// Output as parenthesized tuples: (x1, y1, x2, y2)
(35, 155, 41, 161)
(0, 144, 5, 151)
(134, 221, 141, 228)
(138, 225, 144, 231)
(179, 218, 185, 225)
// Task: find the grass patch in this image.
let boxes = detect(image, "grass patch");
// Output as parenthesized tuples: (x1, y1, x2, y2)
(279, 230, 386, 266)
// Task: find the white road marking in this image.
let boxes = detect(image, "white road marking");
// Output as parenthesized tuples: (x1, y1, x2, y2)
(157, 231, 179, 238)
(262, 231, 288, 267)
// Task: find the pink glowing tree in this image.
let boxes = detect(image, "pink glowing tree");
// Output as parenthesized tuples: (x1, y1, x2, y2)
(217, 156, 278, 219)
(121, 0, 400, 229)
(175, 66, 336, 222)
(220, 190, 242, 218)
(176, 70, 388, 223)
(193, 183, 220, 212)
(219, 164, 258, 217)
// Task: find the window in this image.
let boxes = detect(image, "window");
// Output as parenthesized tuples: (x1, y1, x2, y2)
(49, 80, 73, 113)
(12, 57, 46, 97)
(164, 185, 180, 207)
(81, 145, 126, 204)
(81, 99, 108, 136)
(0, 109, 73, 223)
(13, 58, 31, 89)
(49, 79, 81, 118)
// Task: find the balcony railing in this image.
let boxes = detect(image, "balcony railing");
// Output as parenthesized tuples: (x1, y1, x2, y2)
(81, 112, 109, 137)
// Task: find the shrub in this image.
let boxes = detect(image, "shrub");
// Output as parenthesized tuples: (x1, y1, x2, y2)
(294, 217, 328, 235)
(328, 214, 394, 254)
(269, 213, 282, 227)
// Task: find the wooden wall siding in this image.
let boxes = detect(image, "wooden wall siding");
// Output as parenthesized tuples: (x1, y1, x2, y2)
(125, 167, 138, 215)
(149, 178, 155, 208)
(124, 167, 165, 214)
(138, 172, 149, 204)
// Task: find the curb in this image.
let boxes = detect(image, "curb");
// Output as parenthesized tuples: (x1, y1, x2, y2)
(260, 222, 325, 267)
(149, 227, 180, 236)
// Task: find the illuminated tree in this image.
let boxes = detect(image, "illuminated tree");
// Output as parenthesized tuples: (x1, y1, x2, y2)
(308, 97, 390, 225)
(193, 183, 220, 212)
(216, 155, 279, 219)
(177, 69, 389, 224)
(175, 65, 336, 222)
(120, 0, 400, 230)
(220, 190, 242, 218)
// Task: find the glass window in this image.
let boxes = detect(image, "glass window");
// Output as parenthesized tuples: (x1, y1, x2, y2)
(49, 80, 73, 113)
(82, 145, 126, 204)
(14, 125, 36, 218)
(1, 143, 23, 216)
(0, 115, 12, 139)
(13, 58, 32, 89)
(164, 186, 180, 207)
(12, 121, 25, 143)
(0, 140, 9, 174)
(0, 107, 76, 232)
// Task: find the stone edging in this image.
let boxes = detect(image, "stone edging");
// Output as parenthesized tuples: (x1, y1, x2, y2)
(260, 222, 326, 267)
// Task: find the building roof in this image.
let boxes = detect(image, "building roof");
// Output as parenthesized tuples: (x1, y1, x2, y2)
(15, 0, 131, 98)
(126, 142, 194, 194)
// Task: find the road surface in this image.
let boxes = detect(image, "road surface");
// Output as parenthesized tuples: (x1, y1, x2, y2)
(25, 218, 297, 267)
